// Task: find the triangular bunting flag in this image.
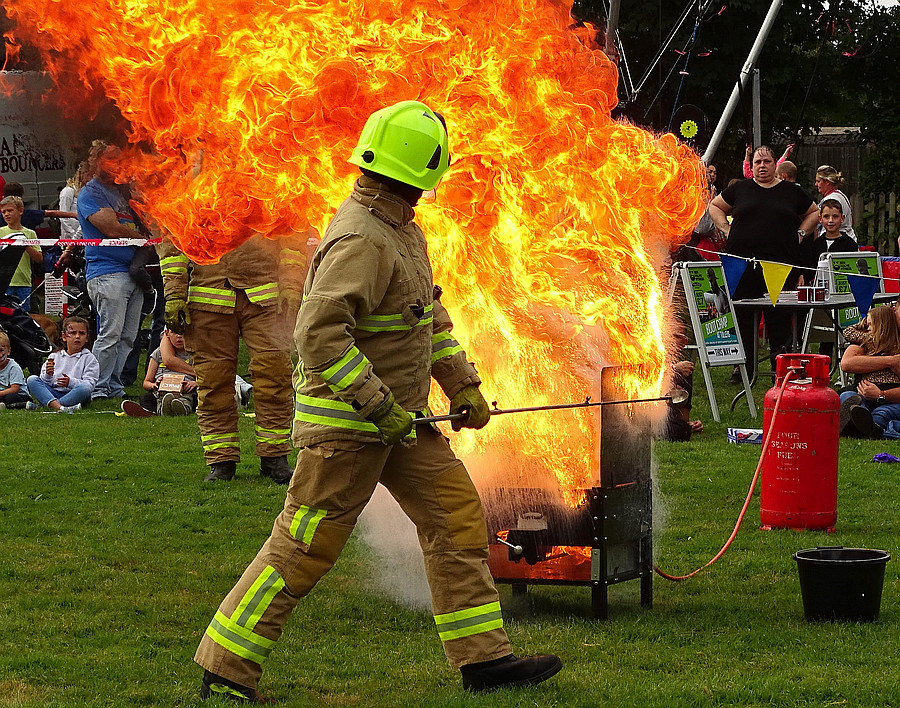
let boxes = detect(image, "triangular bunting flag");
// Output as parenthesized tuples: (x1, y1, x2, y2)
(846, 274, 880, 319)
(761, 261, 792, 305)
(720, 254, 748, 298)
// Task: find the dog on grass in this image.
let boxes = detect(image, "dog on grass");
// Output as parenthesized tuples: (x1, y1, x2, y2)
(30, 314, 61, 350)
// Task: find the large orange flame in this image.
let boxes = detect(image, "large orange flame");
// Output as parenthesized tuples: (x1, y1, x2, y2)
(3, 0, 704, 501)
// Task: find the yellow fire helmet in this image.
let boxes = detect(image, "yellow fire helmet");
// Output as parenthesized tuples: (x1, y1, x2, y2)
(349, 100, 450, 191)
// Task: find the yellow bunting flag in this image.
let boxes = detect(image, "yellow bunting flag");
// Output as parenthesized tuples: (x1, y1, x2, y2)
(761, 261, 793, 305)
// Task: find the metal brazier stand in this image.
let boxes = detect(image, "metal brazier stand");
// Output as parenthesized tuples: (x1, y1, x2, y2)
(482, 367, 653, 619)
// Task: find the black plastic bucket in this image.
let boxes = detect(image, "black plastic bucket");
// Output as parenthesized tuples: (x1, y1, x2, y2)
(793, 547, 890, 622)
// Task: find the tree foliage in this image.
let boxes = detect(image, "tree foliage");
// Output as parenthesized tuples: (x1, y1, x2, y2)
(573, 0, 899, 194)
(842, 6, 900, 196)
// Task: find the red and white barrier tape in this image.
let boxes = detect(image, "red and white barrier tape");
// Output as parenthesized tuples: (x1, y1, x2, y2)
(0, 238, 161, 247)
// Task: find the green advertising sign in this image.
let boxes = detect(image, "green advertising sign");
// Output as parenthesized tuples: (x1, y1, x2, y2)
(837, 305, 861, 329)
(827, 252, 881, 295)
(686, 263, 743, 364)
(822, 252, 881, 327)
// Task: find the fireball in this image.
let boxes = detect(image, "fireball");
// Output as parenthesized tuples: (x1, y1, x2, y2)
(3, 0, 704, 501)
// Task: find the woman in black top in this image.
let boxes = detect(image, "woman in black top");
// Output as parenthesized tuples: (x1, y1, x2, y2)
(707, 146, 819, 369)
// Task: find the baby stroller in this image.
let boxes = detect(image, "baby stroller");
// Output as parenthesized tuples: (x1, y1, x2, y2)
(0, 242, 53, 375)
(52, 246, 96, 322)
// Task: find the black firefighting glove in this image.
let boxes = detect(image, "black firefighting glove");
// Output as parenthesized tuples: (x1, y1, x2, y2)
(449, 385, 491, 431)
(369, 392, 413, 446)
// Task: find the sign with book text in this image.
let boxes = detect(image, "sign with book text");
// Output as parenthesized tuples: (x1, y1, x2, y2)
(685, 262, 743, 364)
(668, 261, 754, 423)
(823, 251, 883, 327)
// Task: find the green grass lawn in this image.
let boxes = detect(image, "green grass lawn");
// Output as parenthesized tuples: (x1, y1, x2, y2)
(2, 361, 899, 707)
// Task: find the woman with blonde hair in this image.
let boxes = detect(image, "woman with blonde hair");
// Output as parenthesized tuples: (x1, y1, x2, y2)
(58, 161, 89, 240)
(815, 165, 856, 241)
(839, 304, 900, 438)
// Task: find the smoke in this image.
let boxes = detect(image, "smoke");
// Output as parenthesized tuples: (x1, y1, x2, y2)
(650, 455, 669, 558)
(356, 485, 431, 612)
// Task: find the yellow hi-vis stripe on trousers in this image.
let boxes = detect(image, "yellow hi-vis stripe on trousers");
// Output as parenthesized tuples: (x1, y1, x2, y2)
(201, 432, 240, 453)
(206, 611, 276, 665)
(204, 566, 285, 664)
(434, 601, 504, 641)
(255, 426, 291, 445)
(290, 505, 327, 545)
(232, 566, 285, 631)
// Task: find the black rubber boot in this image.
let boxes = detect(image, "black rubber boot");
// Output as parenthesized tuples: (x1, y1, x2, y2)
(460, 653, 563, 692)
(839, 394, 862, 436)
(850, 405, 884, 440)
(204, 461, 237, 482)
(260, 455, 292, 485)
(200, 669, 267, 703)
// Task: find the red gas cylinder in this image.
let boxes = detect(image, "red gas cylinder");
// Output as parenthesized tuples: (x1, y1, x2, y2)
(760, 354, 839, 532)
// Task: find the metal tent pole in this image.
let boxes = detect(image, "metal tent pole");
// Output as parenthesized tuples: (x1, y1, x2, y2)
(702, 0, 783, 164)
(752, 68, 762, 148)
(605, 0, 622, 60)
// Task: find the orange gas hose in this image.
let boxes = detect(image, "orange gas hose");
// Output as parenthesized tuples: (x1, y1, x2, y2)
(654, 367, 798, 581)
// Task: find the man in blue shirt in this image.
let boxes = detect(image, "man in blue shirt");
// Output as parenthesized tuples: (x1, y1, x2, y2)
(77, 142, 144, 400)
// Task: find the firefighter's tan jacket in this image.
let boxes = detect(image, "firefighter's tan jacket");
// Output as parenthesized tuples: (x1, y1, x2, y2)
(293, 176, 481, 447)
(156, 232, 307, 312)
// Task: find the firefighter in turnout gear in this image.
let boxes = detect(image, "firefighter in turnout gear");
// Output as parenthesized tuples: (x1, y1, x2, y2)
(194, 101, 562, 700)
(157, 231, 309, 484)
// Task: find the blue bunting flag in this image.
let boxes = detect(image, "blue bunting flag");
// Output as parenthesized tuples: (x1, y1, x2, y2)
(846, 274, 880, 319)
(719, 254, 748, 298)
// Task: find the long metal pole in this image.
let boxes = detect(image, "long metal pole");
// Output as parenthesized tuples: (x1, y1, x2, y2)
(632, 1, 696, 98)
(702, 0, 783, 164)
(605, 0, 622, 60)
(752, 68, 762, 148)
(412, 395, 677, 426)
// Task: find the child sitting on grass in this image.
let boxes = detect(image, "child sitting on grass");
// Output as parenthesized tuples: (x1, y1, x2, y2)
(26, 315, 99, 413)
(0, 331, 31, 409)
(134, 328, 197, 416)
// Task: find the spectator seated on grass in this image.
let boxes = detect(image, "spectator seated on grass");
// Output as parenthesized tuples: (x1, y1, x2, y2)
(0, 331, 31, 409)
(134, 328, 197, 416)
(25, 315, 98, 414)
(662, 320, 702, 442)
(839, 304, 900, 439)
